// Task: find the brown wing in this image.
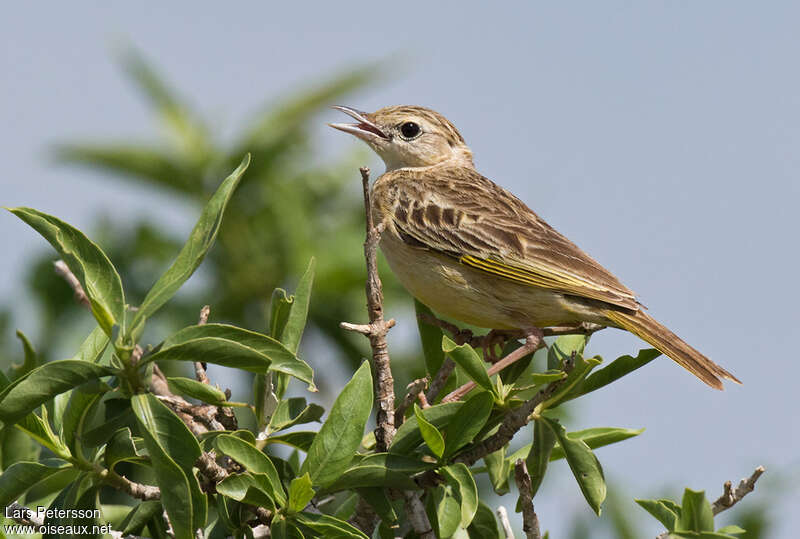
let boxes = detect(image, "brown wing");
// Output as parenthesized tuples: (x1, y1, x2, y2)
(375, 165, 639, 311)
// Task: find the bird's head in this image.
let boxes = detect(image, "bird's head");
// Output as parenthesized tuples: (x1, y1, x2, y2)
(329, 105, 474, 171)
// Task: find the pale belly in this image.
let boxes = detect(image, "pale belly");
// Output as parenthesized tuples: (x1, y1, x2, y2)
(379, 232, 608, 330)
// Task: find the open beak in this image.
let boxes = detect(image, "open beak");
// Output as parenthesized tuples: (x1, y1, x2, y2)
(328, 105, 389, 140)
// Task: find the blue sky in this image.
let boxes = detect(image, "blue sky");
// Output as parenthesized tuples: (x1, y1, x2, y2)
(2, 2, 798, 536)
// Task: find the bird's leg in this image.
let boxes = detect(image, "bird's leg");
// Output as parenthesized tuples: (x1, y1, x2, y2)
(480, 329, 526, 363)
(441, 328, 545, 403)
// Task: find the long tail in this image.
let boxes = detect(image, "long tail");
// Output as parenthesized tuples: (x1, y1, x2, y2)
(604, 309, 741, 390)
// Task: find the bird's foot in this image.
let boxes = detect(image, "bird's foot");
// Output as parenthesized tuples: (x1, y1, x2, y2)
(478, 329, 525, 363)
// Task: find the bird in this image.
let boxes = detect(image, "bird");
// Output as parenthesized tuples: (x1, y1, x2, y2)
(329, 105, 739, 390)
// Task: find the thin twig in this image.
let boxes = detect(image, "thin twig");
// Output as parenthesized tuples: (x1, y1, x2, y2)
(341, 167, 434, 538)
(194, 304, 211, 383)
(442, 330, 544, 403)
(425, 358, 455, 403)
(497, 506, 515, 538)
(454, 366, 571, 467)
(515, 460, 542, 539)
(395, 377, 429, 424)
(339, 166, 396, 452)
(53, 260, 91, 309)
(711, 465, 765, 515)
(656, 466, 766, 539)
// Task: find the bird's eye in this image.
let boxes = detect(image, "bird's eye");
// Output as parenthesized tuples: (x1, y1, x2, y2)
(400, 121, 421, 139)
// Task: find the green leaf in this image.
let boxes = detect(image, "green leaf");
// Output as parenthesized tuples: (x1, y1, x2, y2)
(541, 417, 606, 515)
(12, 330, 39, 380)
(71, 326, 110, 364)
(635, 498, 679, 531)
(152, 323, 315, 389)
(442, 336, 493, 392)
(468, 501, 500, 539)
(325, 453, 432, 491)
(104, 427, 147, 469)
(442, 463, 479, 528)
(527, 417, 557, 497)
(287, 473, 315, 514)
(271, 515, 306, 538)
(485, 447, 510, 495)
(678, 488, 714, 532)
(391, 401, 462, 455)
(356, 487, 398, 525)
(301, 362, 372, 487)
(269, 397, 324, 433)
(61, 381, 107, 456)
(15, 409, 70, 458)
(216, 473, 276, 508)
(549, 427, 644, 461)
(264, 431, 316, 452)
(132, 393, 205, 538)
(414, 403, 445, 459)
(214, 434, 286, 504)
(576, 348, 661, 397)
(119, 501, 162, 535)
(443, 391, 494, 459)
(0, 360, 114, 428)
(547, 335, 588, 369)
(7, 207, 125, 337)
(540, 354, 603, 409)
(0, 461, 71, 507)
(254, 372, 280, 431)
(279, 258, 315, 354)
(426, 484, 461, 538)
(22, 466, 81, 508)
(716, 525, 747, 535)
(295, 511, 369, 538)
(132, 155, 250, 329)
(167, 376, 228, 404)
(415, 300, 446, 375)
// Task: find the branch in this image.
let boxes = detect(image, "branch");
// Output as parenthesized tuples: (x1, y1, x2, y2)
(496, 506, 515, 538)
(339, 166, 396, 452)
(194, 304, 211, 383)
(454, 365, 571, 466)
(425, 358, 455, 403)
(404, 491, 436, 539)
(395, 377, 429, 424)
(711, 465, 765, 515)
(53, 260, 90, 309)
(514, 460, 542, 539)
(341, 167, 435, 538)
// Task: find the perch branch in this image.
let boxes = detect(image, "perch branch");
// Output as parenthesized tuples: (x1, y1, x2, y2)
(341, 167, 435, 538)
(514, 460, 542, 539)
(425, 358, 455, 404)
(338, 166, 396, 452)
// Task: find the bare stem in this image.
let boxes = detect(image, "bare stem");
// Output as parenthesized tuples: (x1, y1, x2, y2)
(339, 166, 396, 452)
(514, 459, 542, 539)
(194, 304, 211, 383)
(711, 465, 765, 515)
(496, 506, 515, 538)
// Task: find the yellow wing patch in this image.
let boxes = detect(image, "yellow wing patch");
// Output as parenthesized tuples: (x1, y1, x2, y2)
(459, 254, 637, 310)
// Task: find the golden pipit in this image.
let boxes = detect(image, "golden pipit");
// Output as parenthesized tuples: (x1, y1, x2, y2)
(330, 105, 739, 390)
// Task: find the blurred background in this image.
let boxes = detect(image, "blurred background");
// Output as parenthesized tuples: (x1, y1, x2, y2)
(2, 2, 798, 537)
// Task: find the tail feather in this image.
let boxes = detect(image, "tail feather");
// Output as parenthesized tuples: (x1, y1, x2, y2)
(604, 310, 741, 390)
